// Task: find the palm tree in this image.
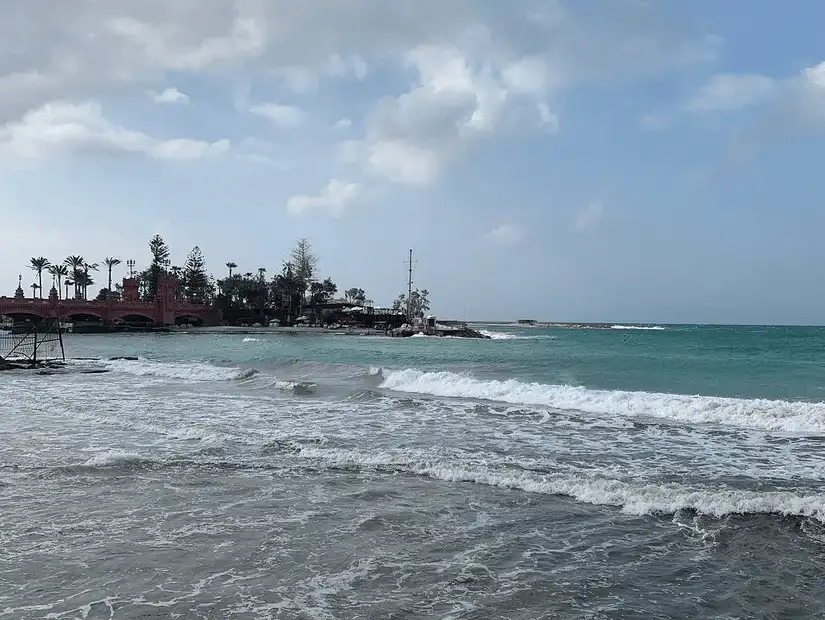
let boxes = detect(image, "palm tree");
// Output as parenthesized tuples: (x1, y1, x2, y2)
(64, 256, 84, 299)
(29, 283, 39, 299)
(226, 262, 237, 278)
(48, 264, 69, 300)
(104, 257, 121, 298)
(64, 279, 73, 300)
(29, 257, 50, 299)
(257, 267, 266, 281)
(82, 262, 99, 300)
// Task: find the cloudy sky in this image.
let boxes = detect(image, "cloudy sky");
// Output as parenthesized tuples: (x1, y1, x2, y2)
(1, 0, 824, 324)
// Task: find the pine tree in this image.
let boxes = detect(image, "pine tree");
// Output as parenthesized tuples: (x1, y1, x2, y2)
(290, 238, 318, 304)
(182, 246, 211, 303)
(143, 234, 170, 301)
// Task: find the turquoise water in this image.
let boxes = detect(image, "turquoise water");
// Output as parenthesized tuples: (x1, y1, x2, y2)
(3, 323, 825, 618)
(68, 323, 825, 400)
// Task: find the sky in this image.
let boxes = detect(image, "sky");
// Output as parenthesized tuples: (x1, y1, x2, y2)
(1, 0, 824, 324)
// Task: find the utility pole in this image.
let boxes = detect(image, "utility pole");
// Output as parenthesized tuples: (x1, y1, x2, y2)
(406, 248, 414, 323)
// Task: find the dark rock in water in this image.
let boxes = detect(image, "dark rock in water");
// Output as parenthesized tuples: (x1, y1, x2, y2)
(109, 356, 139, 361)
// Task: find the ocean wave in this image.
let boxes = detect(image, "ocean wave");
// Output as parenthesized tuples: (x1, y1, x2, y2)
(610, 325, 666, 331)
(295, 446, 825, 522)
(81, 449, 150, 468)
(378, 369, 825, 434)
(98, 358, 258, 382)
(478, 330, 556, 340)
(242, 337, 260, 342)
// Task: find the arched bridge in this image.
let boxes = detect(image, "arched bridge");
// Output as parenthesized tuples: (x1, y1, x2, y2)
(0, 297, 221, 326)
(1, 277, 221, 327)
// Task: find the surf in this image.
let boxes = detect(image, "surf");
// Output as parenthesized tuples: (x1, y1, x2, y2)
(378, 368, 825, 434)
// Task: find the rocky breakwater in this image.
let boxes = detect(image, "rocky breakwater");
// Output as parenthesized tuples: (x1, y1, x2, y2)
(390, 324, 491, 339)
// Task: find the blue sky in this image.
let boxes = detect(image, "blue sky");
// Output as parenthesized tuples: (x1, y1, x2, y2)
(1, 0, 824, 324)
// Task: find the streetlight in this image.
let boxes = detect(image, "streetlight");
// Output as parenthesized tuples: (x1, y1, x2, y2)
(127, 259, 135, 278)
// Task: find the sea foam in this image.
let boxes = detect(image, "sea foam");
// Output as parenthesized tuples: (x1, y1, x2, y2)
(100, 358, 256, 382)
(379, 369, 825, 434)
(296, 446, 825, 522)
(610, 325, 666, 331)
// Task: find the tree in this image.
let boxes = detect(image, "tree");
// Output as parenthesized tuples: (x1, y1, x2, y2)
(290, 238, 318, 304)
(309, 278, 338, 304)
(257, 267, 266, 281)
(393, 289, 430, 319)
(226, 262, 237, 278)
(63, 256, 84, 299)
(345, 287, 366, 304)
(82, 262, 99, 300)
(75, 271, 94, 297)
(182, 246, 211, 303)
(103, 257, 122, 298)
(48, 264, 68, 300)
(29, 257, 50, 299)
(143, 234, 170, 301)
(30, 283, 39, 299)
(64, 279, 73, 301)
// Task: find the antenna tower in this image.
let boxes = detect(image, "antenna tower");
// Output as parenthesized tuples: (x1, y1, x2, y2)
(405, 248, 416, 322)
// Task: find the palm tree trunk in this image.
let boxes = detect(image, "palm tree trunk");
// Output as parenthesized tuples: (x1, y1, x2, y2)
(108, 268, 113, 297)
(38, 270, 43, 299)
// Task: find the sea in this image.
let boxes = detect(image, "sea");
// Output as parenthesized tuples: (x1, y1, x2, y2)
(2, 323, 825, 619)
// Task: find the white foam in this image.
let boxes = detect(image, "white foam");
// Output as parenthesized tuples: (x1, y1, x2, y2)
(101, 358, 252, 382)
(242, 337, 260, 342)
(480, 330, 520, 340)
(379, 369, 825, 434)
(82, 449, 144, 467)
(479, 330, 556, 340)
(610, 325, 666, 331)
(296, 446, 825, 521)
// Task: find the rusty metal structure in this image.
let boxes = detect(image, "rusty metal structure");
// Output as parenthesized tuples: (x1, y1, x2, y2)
(0, 317, 64, 367)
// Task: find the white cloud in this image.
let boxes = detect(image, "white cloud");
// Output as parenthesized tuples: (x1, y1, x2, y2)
(0, 100, 228, 164)
(0, 0, 716, 127)
(484, 224, 524, 245)
(573, 201, 604, 231)
(249, 102, 305, 127)
(151, 87, 190, 104)
(686, 74, 775, 112)
(286, 179, 360, 216)
(335, 118, 352, 129)
(0, 1, 720, 183)
(685, 61, 825, 135)
(352, 44, 558, 185)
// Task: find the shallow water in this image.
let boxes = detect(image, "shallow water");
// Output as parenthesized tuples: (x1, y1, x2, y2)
(2, 325, 825, 618)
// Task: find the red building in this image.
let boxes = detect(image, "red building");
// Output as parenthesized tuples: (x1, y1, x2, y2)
(0, 276, 221, 327)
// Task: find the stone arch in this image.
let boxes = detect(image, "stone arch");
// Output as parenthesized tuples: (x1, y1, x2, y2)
(0, 310, 48, 323)
(114, 313, 157, 326)
(61, 310, 108, 322)
(175, 314, 205, 326)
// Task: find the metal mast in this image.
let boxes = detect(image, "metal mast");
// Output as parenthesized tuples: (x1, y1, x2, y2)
(406, 248, 414, 323)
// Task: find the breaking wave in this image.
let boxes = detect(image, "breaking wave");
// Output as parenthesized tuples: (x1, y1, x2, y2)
(610, 325, 666, 331)
(378, 369, 825, 434)
(295, 446, 825, 522)
(97, 358, 258, 382)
